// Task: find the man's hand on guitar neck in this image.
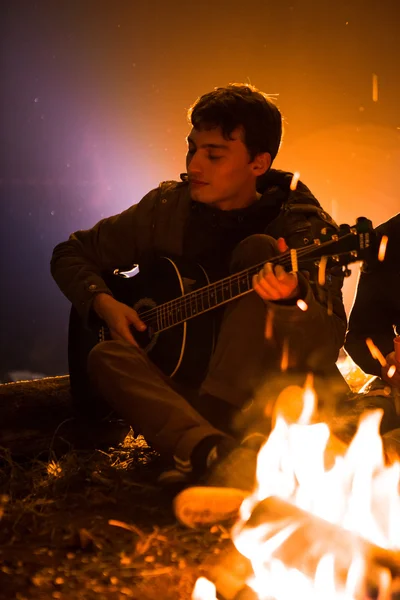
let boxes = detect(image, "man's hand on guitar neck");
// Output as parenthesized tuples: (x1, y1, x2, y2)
(92, 293, 146, 347)
(252, 237, 301, 302)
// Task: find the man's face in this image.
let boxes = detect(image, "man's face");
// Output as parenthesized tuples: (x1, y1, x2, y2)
(186, 126, 269, 210)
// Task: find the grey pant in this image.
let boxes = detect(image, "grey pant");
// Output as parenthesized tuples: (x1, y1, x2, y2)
(87, 234, 280, 464)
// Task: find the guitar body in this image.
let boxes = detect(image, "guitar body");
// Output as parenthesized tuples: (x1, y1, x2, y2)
(68, 257, 216, 403)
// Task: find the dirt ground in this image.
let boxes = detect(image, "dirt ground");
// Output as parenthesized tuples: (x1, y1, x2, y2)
(0, 378, 233, 600)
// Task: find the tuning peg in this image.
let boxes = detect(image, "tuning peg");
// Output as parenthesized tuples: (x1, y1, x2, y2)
(343, 266, 352, 277)
(339, 224, 350, 233)
(355, 216, 373, 232)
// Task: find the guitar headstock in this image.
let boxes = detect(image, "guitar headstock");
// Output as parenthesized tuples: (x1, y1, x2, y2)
(298, 217, 377, 274)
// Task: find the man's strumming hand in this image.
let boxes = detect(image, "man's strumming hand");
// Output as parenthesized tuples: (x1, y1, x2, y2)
(92, 293, 146, 347)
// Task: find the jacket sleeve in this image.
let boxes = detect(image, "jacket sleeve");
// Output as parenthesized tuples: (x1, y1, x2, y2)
(264, 187, 347, 374)
(50, 188, 159, 324)
(345, 267, 395, 376)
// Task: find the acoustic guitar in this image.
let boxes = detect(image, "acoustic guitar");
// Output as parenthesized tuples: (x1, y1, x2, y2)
(68, 217, 376, 399)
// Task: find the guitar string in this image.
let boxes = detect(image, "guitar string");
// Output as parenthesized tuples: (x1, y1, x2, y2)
(138, 250, 353, 331)
(135, 231, 360, 327)
(136, 250, 294, 324)
(136, 232, 357, 327)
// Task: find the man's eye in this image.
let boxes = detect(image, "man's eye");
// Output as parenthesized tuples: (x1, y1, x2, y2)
(209, 155, 222, 161)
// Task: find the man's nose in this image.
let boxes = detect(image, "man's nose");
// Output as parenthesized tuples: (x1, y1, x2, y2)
(187, 153, 203, 174)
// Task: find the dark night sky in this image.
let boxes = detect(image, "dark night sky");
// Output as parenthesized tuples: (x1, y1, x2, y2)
(0, 0, 399, 379)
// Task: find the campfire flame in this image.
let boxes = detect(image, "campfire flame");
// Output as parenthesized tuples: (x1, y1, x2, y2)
(193, 379, 400, 599)
(192, 577, 218, 600)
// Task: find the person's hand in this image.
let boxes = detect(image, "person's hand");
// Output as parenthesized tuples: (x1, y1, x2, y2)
(92, 293, 146, 347)
(252, 237, 300, 302)
(381, 351, 400, 389)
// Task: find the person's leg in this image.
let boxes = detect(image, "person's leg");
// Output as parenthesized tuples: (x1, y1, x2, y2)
(87, 340, 234, 475)
(172, 236, 282, 526)
(189, 393, 240, 437)
(174, 234, 354, 527)
(200, 234, 281, 408)
(200, 233, 351, 436)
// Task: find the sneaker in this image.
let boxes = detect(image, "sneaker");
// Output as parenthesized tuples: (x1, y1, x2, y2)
(157, 453, 196, 489)
(157, 434, 238, 489)
(173, 445, 258, 528)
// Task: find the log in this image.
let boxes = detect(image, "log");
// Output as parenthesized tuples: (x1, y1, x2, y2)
(244, 495, 400, 579)
(0, 376, 129, 457)
(209, 496, 400, 600)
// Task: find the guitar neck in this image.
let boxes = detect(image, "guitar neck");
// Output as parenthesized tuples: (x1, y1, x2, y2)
(141, 253, 291, 333)
(114, 218, 375, 335)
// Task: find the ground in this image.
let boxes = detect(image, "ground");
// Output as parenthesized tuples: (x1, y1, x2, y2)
(0, 378, 233, 600)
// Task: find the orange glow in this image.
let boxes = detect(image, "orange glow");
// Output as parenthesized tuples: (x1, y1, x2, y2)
(290, 248, 298, 272)
(387, 365, 397, 378)
(378, 235, 388, 262)
(192, 577, 217, 600)
(372, 73, 379, 102)
(296, 299, 308, 311)
(280, 339, 289, 372)
(265, 309, 275, 340)
(318, 255, 328, 286)
(298, 373, 316, 425)
(366, 337, 387, 367)
(290, 171, 300, 191)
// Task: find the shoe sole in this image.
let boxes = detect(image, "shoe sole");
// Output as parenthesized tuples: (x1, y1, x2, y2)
(173, 486, 249, 529)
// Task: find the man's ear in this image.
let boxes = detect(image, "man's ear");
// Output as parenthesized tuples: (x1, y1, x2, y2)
(252, 152, 271, 176)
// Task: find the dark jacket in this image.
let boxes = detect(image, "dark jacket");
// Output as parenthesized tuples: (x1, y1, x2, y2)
(345, 213, 400, 376)
(51, 169, 347, 371)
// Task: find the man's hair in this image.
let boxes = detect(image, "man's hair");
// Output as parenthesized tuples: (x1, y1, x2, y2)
(188, 83, 283, 163)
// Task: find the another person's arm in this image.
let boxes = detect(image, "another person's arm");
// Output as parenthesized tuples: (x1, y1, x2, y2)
(345, 266, 398, 384)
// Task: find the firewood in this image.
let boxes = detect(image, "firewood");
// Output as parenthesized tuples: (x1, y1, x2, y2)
(242, 495, 400, 587)
(210, 495, 400, 599)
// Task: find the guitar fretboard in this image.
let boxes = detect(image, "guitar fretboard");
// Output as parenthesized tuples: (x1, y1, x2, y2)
(146, 265, 262, 333)
(137, 224, 368, 334)
(139, 247, 302, 333)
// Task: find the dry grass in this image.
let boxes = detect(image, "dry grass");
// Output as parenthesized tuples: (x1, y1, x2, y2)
(0, 432, 229, 600)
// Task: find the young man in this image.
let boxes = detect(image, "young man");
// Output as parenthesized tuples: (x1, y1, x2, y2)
(51, 84, 347, 499)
